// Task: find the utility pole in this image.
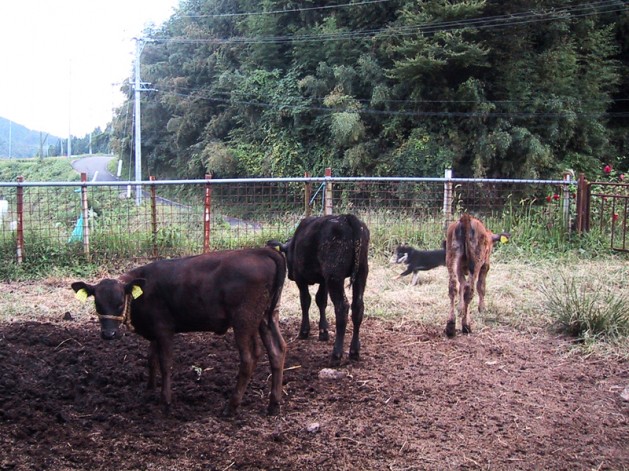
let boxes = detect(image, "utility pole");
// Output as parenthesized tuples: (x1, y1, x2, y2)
(68, 59, 72, 158)
(39, 132, 49, 160)
(133, 37, 155, 205)
(134, 38, 143, 205)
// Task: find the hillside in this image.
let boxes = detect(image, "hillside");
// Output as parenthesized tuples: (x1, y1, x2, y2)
(0, 117, 61, 158)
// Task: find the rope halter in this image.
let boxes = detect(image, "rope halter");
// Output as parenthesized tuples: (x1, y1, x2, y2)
(97, 294, 135, 333)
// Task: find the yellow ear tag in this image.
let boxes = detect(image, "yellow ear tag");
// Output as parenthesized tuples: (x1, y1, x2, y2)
(131, 285, 143, 299)
(75, 289, 88, 302)
(500, 235, 509, 244)
(274, 245, 281, 252)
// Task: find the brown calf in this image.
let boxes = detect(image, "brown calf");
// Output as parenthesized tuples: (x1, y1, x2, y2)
(71, 248, 287, 416)
(445, 214, 509, 337)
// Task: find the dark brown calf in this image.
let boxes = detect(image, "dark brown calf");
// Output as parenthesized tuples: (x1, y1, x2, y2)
(268, 214, 369, 364)
(71, 248, 287, 416)
(445, 214, 509, 337)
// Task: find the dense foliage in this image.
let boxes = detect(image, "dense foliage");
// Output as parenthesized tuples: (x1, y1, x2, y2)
(110, 0, 629, 180)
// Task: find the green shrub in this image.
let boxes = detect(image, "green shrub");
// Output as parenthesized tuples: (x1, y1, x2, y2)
(541, 273, 629, 341)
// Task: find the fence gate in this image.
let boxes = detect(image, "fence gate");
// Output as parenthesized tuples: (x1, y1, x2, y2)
(576, 174, 629, 252)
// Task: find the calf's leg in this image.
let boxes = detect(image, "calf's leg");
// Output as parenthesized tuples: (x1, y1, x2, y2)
(224, 328, 261, 416)
(258, 309, 287, 416)
(477, 263, 489, 313)
(147, 340, 159, 390)
(349, 281, 366, 361)
(462, 264, 483, 334)
(155, 335, 174, 413)
(315, 282, 329, 341)
(327, 278, 349, 364)
(457, 263, 471, 334)
(297, 282, 312, 339)
(446, 259, 458, 337)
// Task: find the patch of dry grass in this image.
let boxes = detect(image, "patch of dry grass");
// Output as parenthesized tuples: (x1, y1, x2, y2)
(2, 256, 628, 354)
(279, 255, 629, 357)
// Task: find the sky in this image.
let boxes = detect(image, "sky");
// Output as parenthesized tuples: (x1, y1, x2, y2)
(0, 0, 180, 138)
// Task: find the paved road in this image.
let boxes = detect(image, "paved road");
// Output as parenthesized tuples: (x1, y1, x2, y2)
(69, 156, 256, 226)
(71, 155, 117, 181)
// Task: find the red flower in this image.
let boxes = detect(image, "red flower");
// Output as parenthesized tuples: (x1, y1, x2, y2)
(552, 193, 560, 201)
(604, 164, 612, 174)
(613, 213, 619, 222)
(546, 195, 552, 203)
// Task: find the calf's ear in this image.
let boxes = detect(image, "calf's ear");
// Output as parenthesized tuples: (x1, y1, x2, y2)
(266, 240, 286, 253)
(491, 232, 511, 244)
(125, 278, 146, 299)
(71, 281, 94, 302)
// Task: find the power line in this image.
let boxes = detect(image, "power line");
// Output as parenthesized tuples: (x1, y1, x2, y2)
(153, 89, 629, 120)
(152, 0, 628, 45)
(151, 83, 629, 107)
(175, 0, 393, 19)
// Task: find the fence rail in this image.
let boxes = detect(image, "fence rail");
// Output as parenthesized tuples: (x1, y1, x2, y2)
(0, 170, 576, 265)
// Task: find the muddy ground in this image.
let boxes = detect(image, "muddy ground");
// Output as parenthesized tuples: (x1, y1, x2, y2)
(1, 312, 628, 471)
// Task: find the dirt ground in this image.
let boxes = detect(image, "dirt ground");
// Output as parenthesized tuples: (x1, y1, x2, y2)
(1, 304, 629, 471)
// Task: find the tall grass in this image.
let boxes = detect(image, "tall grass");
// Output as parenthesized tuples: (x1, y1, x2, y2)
(540, 272, 629, 342)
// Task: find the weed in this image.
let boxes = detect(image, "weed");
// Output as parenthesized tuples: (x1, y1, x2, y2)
(540, 272, 629, 341)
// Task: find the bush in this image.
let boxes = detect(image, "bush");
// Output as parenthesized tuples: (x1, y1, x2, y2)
(541, 273, 629, 342)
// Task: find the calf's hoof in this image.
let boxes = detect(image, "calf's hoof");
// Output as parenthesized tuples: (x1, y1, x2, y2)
(298, 330, 310, 340)
(462, 324, 472, 334)
(445, 321, 456, 338)
(267, 403, 281, 416)
(318, 330, 329, 341)
(329, 353, 343, 367)
(349, 350, 360, 361)
(221, 404, 236, 417)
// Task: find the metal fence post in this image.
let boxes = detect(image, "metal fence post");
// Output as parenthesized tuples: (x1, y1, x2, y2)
(203, 174, 212, 253)
(150, 176, 158, 258)
(16, 176, 24, 264)
(304, 172, 312, 217)
(80, 172, 91, 260)
(443, 169, 453, 230)
(324, 167, 333, 215)
(576, 173, 590, 233)
(561, 171, 573, 231)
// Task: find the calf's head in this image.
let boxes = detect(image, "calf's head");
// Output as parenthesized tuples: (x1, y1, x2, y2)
(266, 239, 295, 279)
(71, 279, 145, 340)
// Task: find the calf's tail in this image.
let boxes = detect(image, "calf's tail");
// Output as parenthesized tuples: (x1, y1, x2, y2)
(457, 213, 476, 274)
(266, 249, 287, 321)
(346, 214, 369, 288)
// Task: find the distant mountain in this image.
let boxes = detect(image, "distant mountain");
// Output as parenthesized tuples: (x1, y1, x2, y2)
(0, 118, 62, 158)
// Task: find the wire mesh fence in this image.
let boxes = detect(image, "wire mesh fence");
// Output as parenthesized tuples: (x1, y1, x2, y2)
(0, 174, 574, 266)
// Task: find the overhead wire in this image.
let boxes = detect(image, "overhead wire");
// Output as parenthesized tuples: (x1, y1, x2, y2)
(174, 0, 393, 18)
(152, 89, 629, 120)
(126, 1, 629, 126)
(157, 84, 629, 106)
(152, 0, 628, 45)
